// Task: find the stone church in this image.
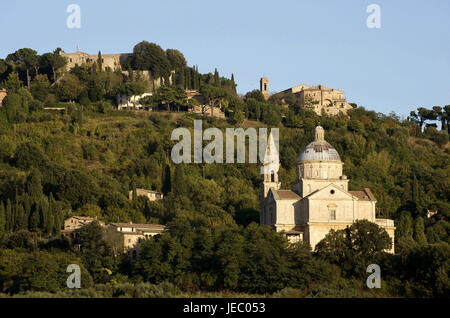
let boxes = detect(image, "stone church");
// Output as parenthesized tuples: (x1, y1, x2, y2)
(260, 126, 395, 252)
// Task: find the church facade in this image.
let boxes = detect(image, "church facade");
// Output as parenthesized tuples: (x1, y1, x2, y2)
(260, 126, 395, 252)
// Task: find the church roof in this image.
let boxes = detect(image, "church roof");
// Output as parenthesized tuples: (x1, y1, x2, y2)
(349, 188, 377, 201)
(272, 189, 301, 201)
(298, 126, 341, 162)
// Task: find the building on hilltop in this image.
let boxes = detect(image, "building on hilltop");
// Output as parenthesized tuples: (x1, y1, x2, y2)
(260, 78, 354, 115)
(260, 126, 395, 252)
(260, 77, 269, 100)
(59, 50, 131, 71)
(63, 216, 104, 231)
(129, 188, 164, 201)
(108, 222, 166, 255)
(61, 216, 105, 240)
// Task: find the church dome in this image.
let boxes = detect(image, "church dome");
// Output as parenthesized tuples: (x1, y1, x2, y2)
(298, 126, 341, 162)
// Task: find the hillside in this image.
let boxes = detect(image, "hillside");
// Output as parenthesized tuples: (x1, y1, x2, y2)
(0, 42, 449, 298)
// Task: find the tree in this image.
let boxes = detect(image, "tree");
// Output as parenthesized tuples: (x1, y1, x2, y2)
(40, 50, 67, 82)
(162, 164, 172, 195)
(55, 73, 83, 101)
(4, 72, 22, 90)
(131, 41, 171, 79)
(396, 211, 414, 239)
(5, 199, 12, 232)
(315, 220, 392, 277)
(15, 204, 28, 231)
(0, 58, 12, 82)
(414, 217, 428, 245)
(214, 68, 220, 87)
(166, 49, 187, 71)
(14, 142, 47, 170)
(28, 205, 40, 232)
(432, 106, 446, 131)
(0, 202, 5, 233)
(30, 74, 50, 102)
(417, 107, 436, 132)
(115, 81, 146, 107)
(231, 73, 236, 93)
(6, 48, 40, 88)
(152, 86, 188, 111)
(28, 169, 43, 202)
(97, 51, 103, 71)
(245, 90, 265, 103)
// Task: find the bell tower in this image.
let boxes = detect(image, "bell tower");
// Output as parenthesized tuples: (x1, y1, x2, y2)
(260, 132, 281, 201)
(260, 77, 269, 100)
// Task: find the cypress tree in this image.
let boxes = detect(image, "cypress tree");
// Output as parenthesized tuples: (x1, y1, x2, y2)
(256, 103, 261, 121)
(190, 68, 195, 89)
(39, 198, 48, 230)
(185, 68, 191, 90)
(162, 164, 172, 195)
(132, 181, 137, 201)
(231, 73, 236, 93)
(197, 65, 201, 89)
(49, 193, 61, 235)
(173, 165, 187, 196)
(177, 69, 185, 89)
(396, 211, 413, 239)
(28, 169, 43, 203)
(414, 216, 428, 245)
(5, 199, 12, 232)
(16, 204, 27, 230)
(77, 107, 83, 128)
(23, 195, 31, 220)
(0, 202, 5, 233)
(97, 51, 103, 71)
(214, 68, 220, 87)
(29, 204, 40, 232)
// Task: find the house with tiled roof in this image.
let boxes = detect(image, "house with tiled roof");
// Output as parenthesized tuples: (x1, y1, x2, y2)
(108, 222, 166, 254)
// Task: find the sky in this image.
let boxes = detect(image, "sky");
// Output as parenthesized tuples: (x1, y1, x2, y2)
(1, 0, 449, 117)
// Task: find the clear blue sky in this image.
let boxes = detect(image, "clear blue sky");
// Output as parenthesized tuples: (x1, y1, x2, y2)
(1, 0, 449, 117)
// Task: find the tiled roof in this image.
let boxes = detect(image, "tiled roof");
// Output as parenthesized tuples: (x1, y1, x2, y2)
(273, 190, 301, 201)
(349, 188, 377, 201)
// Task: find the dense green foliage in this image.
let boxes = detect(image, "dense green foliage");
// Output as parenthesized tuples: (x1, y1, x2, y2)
(0, 42, 449, 298)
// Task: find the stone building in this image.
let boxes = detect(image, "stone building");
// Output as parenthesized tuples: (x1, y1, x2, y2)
(129, 188, 164, 201)
(59, 50, 131, 71)
(63, 216, 104, 231)
(260, 78, 354, 115)
(108, 222, 166, 254)
(260, 126, 395, 252)
(260, 77, 269, 100)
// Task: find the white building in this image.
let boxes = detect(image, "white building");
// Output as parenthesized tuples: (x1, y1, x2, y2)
(117, 93, 153, 110)
(260, 126, 395, 252)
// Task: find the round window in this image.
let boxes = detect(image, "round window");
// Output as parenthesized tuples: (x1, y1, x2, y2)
(330, 189, 335, 195)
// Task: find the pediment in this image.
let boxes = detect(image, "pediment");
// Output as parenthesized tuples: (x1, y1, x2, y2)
(306, 183, 356, 201)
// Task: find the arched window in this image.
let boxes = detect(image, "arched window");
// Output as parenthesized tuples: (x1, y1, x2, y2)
(271, 171, 275, 182)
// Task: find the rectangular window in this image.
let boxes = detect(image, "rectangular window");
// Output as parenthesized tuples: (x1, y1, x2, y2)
(330, 210, 336, 220)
